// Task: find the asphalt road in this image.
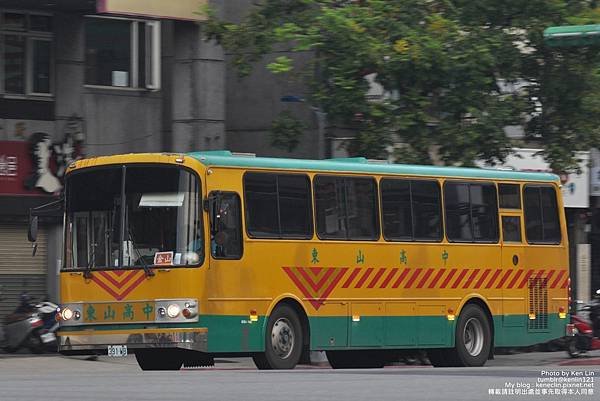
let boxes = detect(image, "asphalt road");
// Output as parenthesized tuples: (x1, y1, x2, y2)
(0, 351, 599, 401)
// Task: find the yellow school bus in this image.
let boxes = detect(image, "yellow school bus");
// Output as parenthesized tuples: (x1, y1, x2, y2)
(52, 151, 570, 370)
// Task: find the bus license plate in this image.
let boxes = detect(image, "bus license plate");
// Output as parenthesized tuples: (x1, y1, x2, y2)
(107, 345, 128, 357)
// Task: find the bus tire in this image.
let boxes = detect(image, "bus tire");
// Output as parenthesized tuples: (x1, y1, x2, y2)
(253, 305, 303, 370)
(326, 350, 385, 369)
(135, 349, 183, 371)
(453, 304, 492, 367)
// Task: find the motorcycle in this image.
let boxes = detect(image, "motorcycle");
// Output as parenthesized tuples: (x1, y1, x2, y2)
(567, 289, 600, 358)
(2, 293, 59, 353)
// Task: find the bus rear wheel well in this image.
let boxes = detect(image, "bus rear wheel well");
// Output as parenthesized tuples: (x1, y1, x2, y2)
(273, 298, 311, 363)
(462, 297, 495, 359)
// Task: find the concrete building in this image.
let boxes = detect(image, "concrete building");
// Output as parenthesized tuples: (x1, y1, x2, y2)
(0, 0, 225, 318)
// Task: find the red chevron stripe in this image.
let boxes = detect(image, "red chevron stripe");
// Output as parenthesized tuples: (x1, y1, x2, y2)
(355, 268, 374, 288)
(451, 269, 469, 289)
(283, 266, 312, 297)
(535, 270, 545, 279)
(91, 276, 121, 300)
(485, 269, 502, 289)
(474, 269, 491, 289)
(97, 270, 139, 289)
(496, 270, 513, 289)
(308, 268, 349, 310)
(416, 268, 434, 289)
(404, 268, 423, 288)
(392, 268, 411, 288)
(297, 267, 334, 292)
(462, 269, 480, 289)
(550, 270, 566, 288)
(517, 269, 534, 289)
(367, 268, 387, 288)
(116, 273, 146, 300)
(560, 277, 569, 289)
(342, 267, 361, 288)
(544, 270, 555, 285)
(380, 268, 399, 288)
(91, 271, 146, 301)
(440, 268, 457, 289)
(506, 269, 523, 289)
(428, 269, 446, 289)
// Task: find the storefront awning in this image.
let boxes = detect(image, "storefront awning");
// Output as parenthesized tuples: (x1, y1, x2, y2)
(0, 0, 207, 21)
(97, 0, 208, 21)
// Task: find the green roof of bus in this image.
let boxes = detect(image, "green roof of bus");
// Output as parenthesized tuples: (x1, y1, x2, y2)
(187, 150, 559, 182)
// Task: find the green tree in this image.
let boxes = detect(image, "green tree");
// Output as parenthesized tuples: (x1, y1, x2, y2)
(205, 0, 600, 171)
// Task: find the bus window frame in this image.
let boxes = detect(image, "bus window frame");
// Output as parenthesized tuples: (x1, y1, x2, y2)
(522, 184, 562, 246)
(313, 174, 380, 241)
(379, 177, 443, 243)
(208, 190, 244, 260)
(498, 183, 522, 210)
(442, 180, 500, 244)
(242, 171, 314, 240)
(500, 213, 524, 244)
(63, 163, 205, 271)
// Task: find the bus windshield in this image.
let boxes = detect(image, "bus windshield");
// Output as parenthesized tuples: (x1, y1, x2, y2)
(64, 165, 202, 270)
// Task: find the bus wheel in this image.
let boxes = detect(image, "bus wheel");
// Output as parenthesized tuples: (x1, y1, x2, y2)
(326, 350, 385, 369)
(253, 305, 303, 370)
(454, 304, 492, 367)
(135, 349, 183, 371)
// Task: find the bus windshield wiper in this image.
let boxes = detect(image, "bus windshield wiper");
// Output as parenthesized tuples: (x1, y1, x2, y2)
(128, 229, 154, 277)
(83, 242, 97, 279)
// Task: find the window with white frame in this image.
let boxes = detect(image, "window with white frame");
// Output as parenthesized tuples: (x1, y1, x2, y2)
(84, 17, 160, 90)
(0, 11, 53, 96)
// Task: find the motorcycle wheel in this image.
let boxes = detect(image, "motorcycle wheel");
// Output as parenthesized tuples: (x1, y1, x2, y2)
(567, 337, 583, 358)
(28, 334, 44, 354)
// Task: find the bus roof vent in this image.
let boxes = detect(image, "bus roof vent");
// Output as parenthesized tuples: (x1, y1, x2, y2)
(367, 159, 391, 165)
(324, 157, 391, 164)
(231, 152, 256, 158)
(324, 157, 368, 163)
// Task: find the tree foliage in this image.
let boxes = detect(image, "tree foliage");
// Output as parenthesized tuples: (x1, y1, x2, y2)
(205, 0, 600, 171)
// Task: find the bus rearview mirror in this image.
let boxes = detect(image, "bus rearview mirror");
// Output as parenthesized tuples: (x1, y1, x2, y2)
(28, 215, 39, 243)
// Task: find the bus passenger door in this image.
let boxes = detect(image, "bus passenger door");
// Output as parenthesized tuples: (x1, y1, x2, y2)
(500, 212, 526, 329)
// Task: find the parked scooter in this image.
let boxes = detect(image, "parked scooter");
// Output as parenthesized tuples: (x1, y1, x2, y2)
(2, 293, 58, 353)
(567, 289, 600, 357)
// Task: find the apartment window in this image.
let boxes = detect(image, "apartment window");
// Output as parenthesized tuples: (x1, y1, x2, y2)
(0, 11, 53, 96)
(85, 17, 160, 89)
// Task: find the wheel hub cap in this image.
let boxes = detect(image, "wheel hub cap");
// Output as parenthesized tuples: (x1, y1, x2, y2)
(271, 318, 295, 359)
(463, 317, 484, 356)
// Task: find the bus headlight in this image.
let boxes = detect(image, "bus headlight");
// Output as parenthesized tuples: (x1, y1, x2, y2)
(61, 307, 74, 321)
(167, 304, 181, 318)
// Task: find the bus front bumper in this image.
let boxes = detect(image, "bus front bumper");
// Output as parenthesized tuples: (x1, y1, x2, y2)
(58, 327, 208, 353)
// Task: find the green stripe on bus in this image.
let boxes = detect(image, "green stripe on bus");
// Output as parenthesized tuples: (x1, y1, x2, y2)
(59, 314, 566, 353)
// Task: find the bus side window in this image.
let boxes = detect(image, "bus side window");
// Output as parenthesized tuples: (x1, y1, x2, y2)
(211, 192, 243, 259)
(501, 215, 522, 243)
(444, 181, 499, 243)
(523, 186, 561, 244)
